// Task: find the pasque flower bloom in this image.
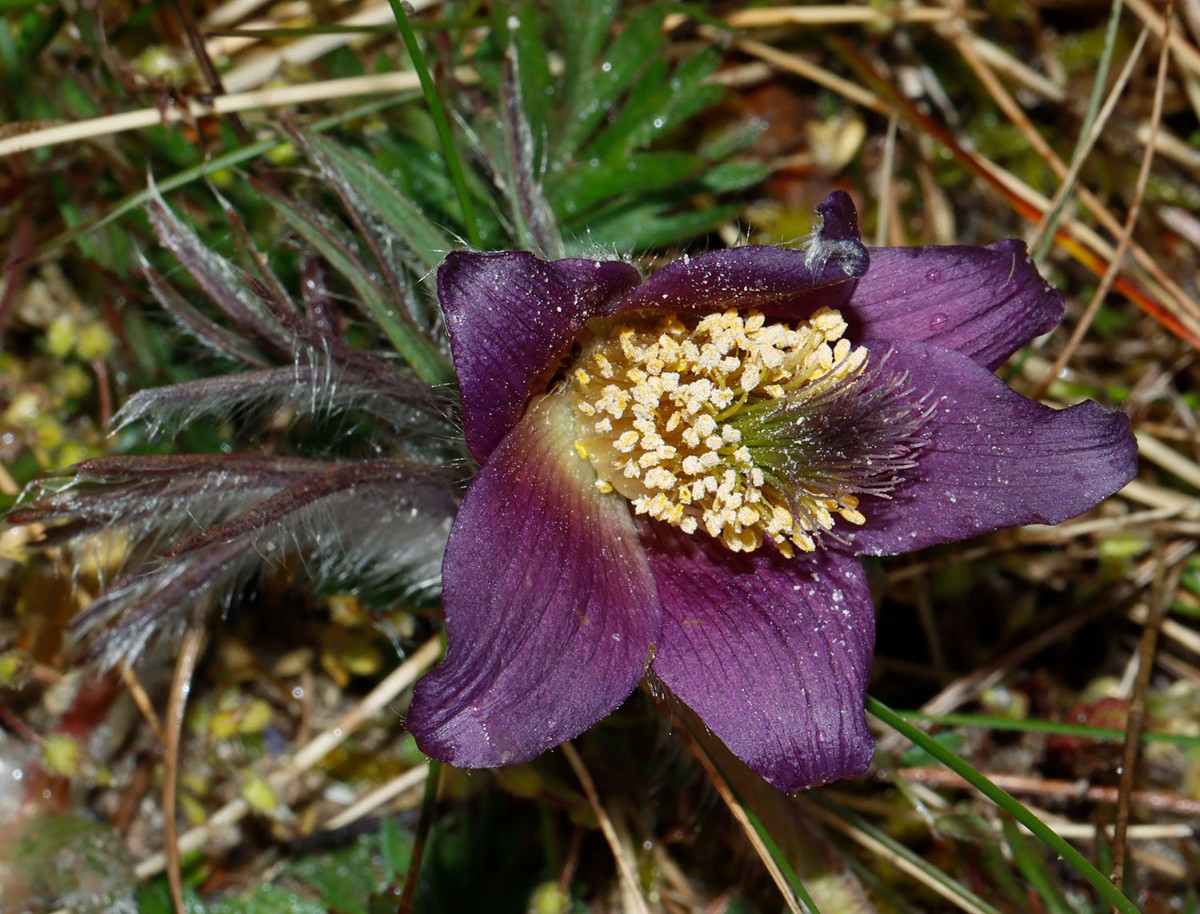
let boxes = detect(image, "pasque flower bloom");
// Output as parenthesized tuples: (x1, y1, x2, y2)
(406, 191, 1137, 790)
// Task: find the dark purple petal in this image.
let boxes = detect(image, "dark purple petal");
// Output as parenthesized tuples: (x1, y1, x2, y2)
(849, 241, 1063, 369)
(645, 528, 875, 790)
(407, 392, 660, 767)
(847, 340, 1137, 556)
(439, 251, 642, 461)
(614, 191, 868, 319)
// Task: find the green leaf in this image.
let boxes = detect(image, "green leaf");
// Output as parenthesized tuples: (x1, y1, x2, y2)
(1000, 819, 1077, 914)
(577, 201, 740, 252)
(323, 43, 367, 79)
(976, 837, 1031, 905)
(698, 120, 769, 161)
(698, 160, 770, 194)
(388, 0, 481, 247)
(136, 880, 210, 914)
(556, 4, 666, 162)
(369, 129, 503, 248)
(379, 815, 414, 884)
(13, 8, 64, 81)
(584, 48, 723, 163)
(583, 55, 670, 162)
(304, 132, 451, 272)
(549, 152, 703, 221)
(896, 730, 965, 768)
(211, 885, 326, 914)
(289, 838, 379, 914)
(552, 0, 618, 134)
(254, 180, 452, 385)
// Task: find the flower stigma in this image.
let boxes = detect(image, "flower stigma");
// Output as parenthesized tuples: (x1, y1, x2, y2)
(567, 307, 888, 557)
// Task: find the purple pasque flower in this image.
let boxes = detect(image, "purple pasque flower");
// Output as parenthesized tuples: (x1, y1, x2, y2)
(406, 191, 1137, 791)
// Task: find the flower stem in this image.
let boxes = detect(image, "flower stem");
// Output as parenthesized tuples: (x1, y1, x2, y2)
(396, 759, 442, 913)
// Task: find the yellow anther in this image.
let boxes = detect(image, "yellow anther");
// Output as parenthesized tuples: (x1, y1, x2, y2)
(568, 307, 869, 554)
(613, 431, 639, 453)
(593, 352, 615, 378)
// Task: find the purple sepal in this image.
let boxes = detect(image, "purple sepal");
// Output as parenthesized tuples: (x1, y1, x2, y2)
(613, 192, 868, 319)
(407, 392, 660, 767)
(438, 251, 642, 461)
(848, 340, 1138, 556)
(850, 241, 1063, 369)
(815, 189, 863, 244)
(644, 527, 875, 791)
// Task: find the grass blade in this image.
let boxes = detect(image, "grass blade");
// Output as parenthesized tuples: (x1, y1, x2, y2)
(387, 0, 480, 248)
(867, 696, 1139, 914)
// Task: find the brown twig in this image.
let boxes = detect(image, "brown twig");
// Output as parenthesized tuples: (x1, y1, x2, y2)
(557, 826, 585, 895)
(893, 766, 1200, 818)
(119, 663, 165, 744)
(169, 0, 252, 150)
(0, 211, 32, 339)
(163, 624, 208, 914)
(663, 699, 806, 914)
(880, 540, 1196, 756)
(561, 742, 652, 914)
(1036, 10, 1172, 399)
(394, 762, 441, 914)
(135, 636, 441, 880)
(1111, 545, 1183, 903)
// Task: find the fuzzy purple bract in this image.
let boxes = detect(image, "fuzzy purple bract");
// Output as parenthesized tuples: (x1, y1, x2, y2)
(406, 191, 1137, 791)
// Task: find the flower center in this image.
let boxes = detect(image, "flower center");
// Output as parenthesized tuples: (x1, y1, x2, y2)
(567, 307, 875, 556)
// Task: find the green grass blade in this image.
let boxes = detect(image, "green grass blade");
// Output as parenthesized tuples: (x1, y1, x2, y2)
(1000, 819, 1078, 914)
(551, 0, 618, 158)
(387, 0, 481, 248)
(867, 696, 1139, 914)
(1031, 0, 1124, 264)
(897, 710, 1200, 748)
(737, 804, 823, 914)
(807, 792, 1003, 914)
(580, 48, 723, 165)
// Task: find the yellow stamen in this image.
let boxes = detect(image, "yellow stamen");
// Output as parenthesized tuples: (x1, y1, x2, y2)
(568, 308, 868, 554)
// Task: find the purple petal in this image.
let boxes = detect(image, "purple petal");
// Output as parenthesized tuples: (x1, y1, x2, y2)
(847, 340, 1137, 556)
(439, 251, 642, 461)
(614, 191, 868, 319)
(645, 528, 875, 790)
(407, 391, 660, 767)
(849, 241, 1063, 369)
